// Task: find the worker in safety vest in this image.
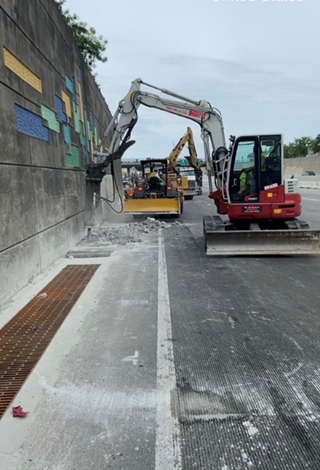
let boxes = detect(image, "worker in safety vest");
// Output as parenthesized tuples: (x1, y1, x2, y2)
(149, 170, 164, 189)
(238, 167, 254, 197)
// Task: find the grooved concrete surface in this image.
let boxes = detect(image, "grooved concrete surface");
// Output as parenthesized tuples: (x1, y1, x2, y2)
(0, 188, 320, 469)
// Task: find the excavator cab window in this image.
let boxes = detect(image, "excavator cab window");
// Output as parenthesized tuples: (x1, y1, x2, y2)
(229, 138, 258, 202)
(260, 135, 282, 189)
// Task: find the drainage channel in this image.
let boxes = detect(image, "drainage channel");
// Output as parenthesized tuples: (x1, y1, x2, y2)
(0, 264, 100, 419)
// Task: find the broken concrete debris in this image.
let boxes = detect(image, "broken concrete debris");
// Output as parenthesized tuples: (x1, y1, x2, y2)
(81, 217, 181, 247)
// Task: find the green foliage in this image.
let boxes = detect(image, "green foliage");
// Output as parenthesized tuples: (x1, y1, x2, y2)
(283, 143, 296, 159)
(55, 0, 107, 71)
(310, 134, 320, 154)
(284, 136, 316, 158)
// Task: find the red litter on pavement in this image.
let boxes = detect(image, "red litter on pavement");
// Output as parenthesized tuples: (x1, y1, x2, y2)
(12, 406, 29, 417)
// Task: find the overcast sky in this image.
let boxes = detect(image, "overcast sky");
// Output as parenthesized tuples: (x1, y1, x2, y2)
(63, 0, 319, 161)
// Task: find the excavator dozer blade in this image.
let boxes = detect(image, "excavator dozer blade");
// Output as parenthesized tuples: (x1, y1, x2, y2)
(123, 197, 181, 215)
(204, 222, 320, 256)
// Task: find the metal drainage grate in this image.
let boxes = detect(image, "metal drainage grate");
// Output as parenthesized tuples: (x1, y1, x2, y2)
(0, 264, 100, 419)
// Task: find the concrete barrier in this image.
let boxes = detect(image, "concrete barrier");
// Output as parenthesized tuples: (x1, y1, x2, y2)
(289, 176, 320, 190)
(203, 175, 320, 190)
(298, 179, 320, 189)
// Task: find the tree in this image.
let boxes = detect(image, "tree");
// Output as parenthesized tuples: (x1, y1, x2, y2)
(293, 136, 313, 158)
(310, 134, 320, 155)
(283, 143, 296, 159)
(55, 0, 107, 71)
(284, 137, 313, 158)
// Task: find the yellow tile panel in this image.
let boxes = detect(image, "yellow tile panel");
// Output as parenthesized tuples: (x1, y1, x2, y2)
(3, 47, 42, 93)
(61, 90, 72, 118)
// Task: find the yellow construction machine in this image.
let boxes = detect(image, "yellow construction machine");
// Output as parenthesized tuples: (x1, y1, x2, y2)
(167, 127, 202, 200)
(123, 158, 184, 216)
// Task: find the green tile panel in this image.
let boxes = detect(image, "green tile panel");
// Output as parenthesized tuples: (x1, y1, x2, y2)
(80, 133, 86, 146)
(65, 144, 80, 167)
(41, 105, 60, 133)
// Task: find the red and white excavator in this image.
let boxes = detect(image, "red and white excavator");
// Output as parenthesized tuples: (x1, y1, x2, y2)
(86, 78, 320, 255)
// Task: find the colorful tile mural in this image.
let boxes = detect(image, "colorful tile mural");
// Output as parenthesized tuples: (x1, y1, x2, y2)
(3, 46, 103, 168)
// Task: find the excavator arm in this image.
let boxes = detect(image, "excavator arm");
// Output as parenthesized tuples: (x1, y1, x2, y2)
(185, 127, 201, 171)
(86, 78, 228, 193)
(167, 130, 190, 172)
(167, 127, 201, 172)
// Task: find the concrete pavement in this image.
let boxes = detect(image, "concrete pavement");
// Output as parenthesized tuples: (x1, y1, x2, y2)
(1, 189, 320, 469)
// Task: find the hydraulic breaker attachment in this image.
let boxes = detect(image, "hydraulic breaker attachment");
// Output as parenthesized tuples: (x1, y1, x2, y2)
(85, 140, 135, 182)
(203, 216, 320, 256)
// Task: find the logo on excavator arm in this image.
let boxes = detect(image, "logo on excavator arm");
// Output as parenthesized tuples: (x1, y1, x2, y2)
(165, 106, 188, 116)
(188, 110, 208, 120)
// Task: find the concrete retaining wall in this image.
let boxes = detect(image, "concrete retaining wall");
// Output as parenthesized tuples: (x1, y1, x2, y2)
(0, 0, 120, 306)
(284, 155, 320, 178)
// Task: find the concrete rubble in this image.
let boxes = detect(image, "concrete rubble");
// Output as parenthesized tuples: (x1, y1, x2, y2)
(78, 217, 181, 247)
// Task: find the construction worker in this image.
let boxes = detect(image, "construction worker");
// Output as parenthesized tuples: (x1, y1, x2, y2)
(237, 167, 254, 198)
(149, 170, 164, 190)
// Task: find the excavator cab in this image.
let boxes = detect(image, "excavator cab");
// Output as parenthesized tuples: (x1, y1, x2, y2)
(210, 133, 303, 224)
(228, 135, 282, 204)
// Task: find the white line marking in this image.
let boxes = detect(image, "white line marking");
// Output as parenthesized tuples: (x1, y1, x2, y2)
(155, 230, 182, 469)
(303, 197, 318, 201)
(122, 350, 139, 365)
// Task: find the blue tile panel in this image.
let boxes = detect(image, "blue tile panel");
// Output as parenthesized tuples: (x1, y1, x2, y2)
(55, 95, 67, 123)
(15, 104, 50, 141)
(63, 124, 71, 143)
(65, 75, 75, 94)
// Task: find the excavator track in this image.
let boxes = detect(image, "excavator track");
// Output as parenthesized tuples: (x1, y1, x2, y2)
(203, 216, 320, 256)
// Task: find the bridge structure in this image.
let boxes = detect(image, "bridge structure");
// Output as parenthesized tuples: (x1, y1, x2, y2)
(121, 158, 206, 173)
(121, 160, 143, 171)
